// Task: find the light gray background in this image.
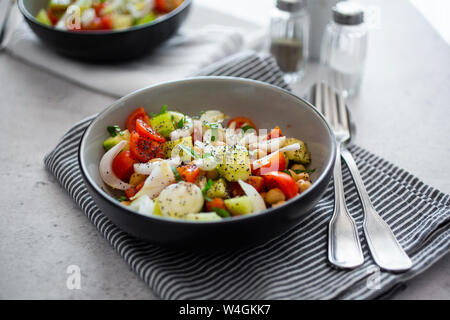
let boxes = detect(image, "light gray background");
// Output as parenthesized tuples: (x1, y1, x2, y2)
(0, 0, 448, 299)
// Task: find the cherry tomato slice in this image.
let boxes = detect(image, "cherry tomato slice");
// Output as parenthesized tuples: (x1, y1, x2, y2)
(266, 126, 283, 140)
(112, 151, 136, 182)
(205, 198, 227, 212)
(129, 131, 164, 163)
(176, 164, 200, 183)
(126, 107, 150, 133)
(125, 182, 144, 200)
(227, 117, 257, 130)
(92, 3, 108, 16)
(47, 9, 61, 25)
(135, 118, 165, 143)
(246, 176, 265, 192)
(253, 152, 286, 175)
(155, 0, 168, 12)
(262, 171, 299, 199)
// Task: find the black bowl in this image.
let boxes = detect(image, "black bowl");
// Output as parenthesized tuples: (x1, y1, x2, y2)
(18, 0, 192, 62)
(79, 77, 336, 250)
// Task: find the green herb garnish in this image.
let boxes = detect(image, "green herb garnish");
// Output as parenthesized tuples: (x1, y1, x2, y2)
(241, 125, 255, 133)
(151, 104, 168, 117)
(177, 117, 185, 129)
(178, 144, 200, 159)
(212, 207, 230, 218)
(282, 168, 316, 176)
(107, 125, 123, 137)
(202, 179, 214, 201)
(116, 196, 128, 202)
(172, 167, 182, 182)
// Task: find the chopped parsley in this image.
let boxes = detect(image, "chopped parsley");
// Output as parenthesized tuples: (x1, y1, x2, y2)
(116, 196, 128, 202)
(172, 167, 182, 182)
(107, 125, 123, 137)
(177, 117, 185, 129)
(212, 207, 230, 218)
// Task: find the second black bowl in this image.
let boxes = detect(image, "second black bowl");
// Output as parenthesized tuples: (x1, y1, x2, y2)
(18, 0, 192, 62)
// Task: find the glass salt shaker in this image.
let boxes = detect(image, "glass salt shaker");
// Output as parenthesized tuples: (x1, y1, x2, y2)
(270, 0, 310, 84)
(320, 1, 368, 97)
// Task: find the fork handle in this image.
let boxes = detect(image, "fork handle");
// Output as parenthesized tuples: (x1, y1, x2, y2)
(341, 147, 412, 272)
(328, 143, 364, 269)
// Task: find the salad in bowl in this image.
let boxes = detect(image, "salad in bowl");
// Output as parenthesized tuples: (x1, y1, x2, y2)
(35, 0, 184, 31)
(99, 105, 314, 222)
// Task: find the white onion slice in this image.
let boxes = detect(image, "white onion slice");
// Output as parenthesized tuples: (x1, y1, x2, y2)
(131, 161, 175, 200)
(129, 195, 155, 216)
(251, 143, 301, 170)
(133, 157, 181, 175)
(249, 136, 286, 152)
(99, 140, 133, 190)
(238, 179, 266, 213)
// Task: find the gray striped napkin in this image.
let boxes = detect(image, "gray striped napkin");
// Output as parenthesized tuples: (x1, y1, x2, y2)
(44, 52, 450, 300)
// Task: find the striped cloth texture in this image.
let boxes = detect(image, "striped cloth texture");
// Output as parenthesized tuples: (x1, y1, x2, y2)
(44, 52, 450, 300)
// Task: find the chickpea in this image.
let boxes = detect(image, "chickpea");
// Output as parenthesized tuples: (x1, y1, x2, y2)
(272, 200, 286, 208)
(291, 164, 306, 171)
(206, 169, 219, 180)
(297, 180, 312, 193)
(297, 172, 310, 182)
(264, 188, 286, 204)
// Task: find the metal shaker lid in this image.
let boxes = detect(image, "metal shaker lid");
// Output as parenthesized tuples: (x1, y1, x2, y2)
(332, 1, 364, 25)
(276, 0, 307, 12)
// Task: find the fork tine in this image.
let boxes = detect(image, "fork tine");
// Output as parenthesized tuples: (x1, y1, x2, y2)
(315, 82, 324, 115)
(337, 89, 349, 131)
(326, 84, 339, 129)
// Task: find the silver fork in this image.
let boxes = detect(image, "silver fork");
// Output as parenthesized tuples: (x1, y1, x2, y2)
(314, 82, 364, 269)
(314, 82, 412, 272)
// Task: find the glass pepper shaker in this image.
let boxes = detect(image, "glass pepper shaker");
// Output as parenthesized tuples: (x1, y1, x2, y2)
(270, 0, 310, 84)
(320, 1, 368, 97)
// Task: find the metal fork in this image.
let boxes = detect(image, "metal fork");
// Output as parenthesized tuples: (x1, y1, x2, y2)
(314, 82, 364, 269)
(314, 82, 412, 272)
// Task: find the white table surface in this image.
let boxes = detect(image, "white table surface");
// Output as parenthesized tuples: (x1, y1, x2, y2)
(0, 0, 449, 299)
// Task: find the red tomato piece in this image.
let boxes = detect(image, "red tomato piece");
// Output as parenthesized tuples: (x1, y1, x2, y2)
(125, 182, 144, 200)
(246, 176, 265, 192)
(266, 126, 283, 140)
(92, 2, 108, 16)
(100, 15, 113, 30)
(263, 171, 299, 199)
(135, 118, 165, 143)
(112, 151, 136, 181)
(126, 107, 150, 133)
(129, 131, 165, 163)
(205, 198, 227, 212)
(155, 0, 168, 12)
(253, 152, 286, 175)
(47, 9, 60, 25)
(176, 164, 200, 183)
(227, 117, 257, 130)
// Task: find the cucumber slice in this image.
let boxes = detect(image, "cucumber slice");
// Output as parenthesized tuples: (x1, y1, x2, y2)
(224, 196, 253, 216)
(164, 136, 193, 161)
(36, 9, 52, 26)
(216, 145, 251, 182)
(150, 112, 175, 138)
(206, 178, 229, 199)
(136, 13, 155, 25)
(284, 137, 311, 164)
(102, 129, 130, 151)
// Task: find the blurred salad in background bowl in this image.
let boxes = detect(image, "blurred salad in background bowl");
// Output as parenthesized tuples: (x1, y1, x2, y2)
(35, 0, 184, 31)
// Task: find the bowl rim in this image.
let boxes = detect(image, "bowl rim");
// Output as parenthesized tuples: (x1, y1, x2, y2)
(18, 0, 192, 35)
(78, 76, 336, 225)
